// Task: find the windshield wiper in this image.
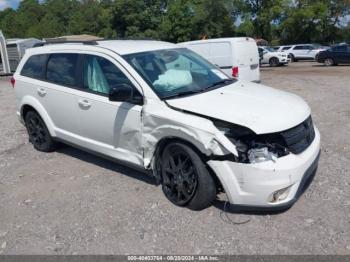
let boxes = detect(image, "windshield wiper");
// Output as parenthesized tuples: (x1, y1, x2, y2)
(203, 79, 235, 91)
(163, 79, 235, 100)
(163, 90, 203, 99)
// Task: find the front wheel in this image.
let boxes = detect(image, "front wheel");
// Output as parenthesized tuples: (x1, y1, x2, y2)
(160, 142, 216, 210)
(25, 111, 56, 152)
(269, 57, 280, 67)
(324, 58, 335, 66)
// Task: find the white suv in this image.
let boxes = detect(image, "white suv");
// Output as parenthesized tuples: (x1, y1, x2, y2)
(280, 44, 327, 62)
(258, 46, 289, 66)
(13, 40, 321, 211)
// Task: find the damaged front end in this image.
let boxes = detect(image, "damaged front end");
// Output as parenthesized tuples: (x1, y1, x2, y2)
(213, 115, 316, 164)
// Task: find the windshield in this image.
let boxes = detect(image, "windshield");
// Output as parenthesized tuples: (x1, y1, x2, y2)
(264, 47, 276, 52)
(123, 48, 235, 99)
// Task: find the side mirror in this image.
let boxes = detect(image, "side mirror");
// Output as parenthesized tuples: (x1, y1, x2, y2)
(109, 84, 143, 105)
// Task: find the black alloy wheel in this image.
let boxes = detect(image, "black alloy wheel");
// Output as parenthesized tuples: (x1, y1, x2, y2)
(160, 142, 217, 210)
(161, 144, 198, 206)
(25, 111, 56, 152)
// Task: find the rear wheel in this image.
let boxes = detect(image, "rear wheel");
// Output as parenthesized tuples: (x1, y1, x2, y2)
(269, 57, 279, 67)
(289, 54, 297, 62)
(324, 58, 335, 66)
(25, 111, 56, 152)
(160, 142, 216, 210)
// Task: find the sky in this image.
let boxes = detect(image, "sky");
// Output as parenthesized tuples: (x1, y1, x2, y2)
(0, 0, 20, 10)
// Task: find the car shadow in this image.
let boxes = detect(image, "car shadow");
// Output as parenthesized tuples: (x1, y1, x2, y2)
(56, 144, 157, 186)
(312, 64, 350, 67)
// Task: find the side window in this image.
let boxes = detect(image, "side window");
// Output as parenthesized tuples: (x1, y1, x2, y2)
(21, 54, 47, 79)
(83, 55, 134, 95)
(282, 46, 291, 51)
(293, 46, 303, 50)
(332, 46, 347, 52)
(47, 53, 78, 86)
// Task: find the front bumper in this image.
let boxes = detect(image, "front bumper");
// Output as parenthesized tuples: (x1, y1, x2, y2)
(279, 58, 289, 64)
(208, 127, 321, 210)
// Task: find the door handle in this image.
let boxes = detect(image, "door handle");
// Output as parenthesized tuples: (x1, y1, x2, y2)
(37, 88, 46, 96)
(78, 99, 91, 108)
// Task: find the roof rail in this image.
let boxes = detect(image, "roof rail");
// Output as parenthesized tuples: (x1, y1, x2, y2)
(33, 40, 99, 47)
(98, 37, 156, 41)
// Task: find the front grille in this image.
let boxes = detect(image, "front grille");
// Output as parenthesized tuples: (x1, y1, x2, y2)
(280, 116, 315, 154)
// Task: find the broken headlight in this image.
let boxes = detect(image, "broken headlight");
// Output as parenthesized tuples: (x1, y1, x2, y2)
(214, 120, 289, 163)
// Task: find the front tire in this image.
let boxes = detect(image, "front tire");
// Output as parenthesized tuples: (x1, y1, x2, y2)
(269, 57, 280, 67)
(160, 142, 216, 210)
(25, 111, 56, 152)
(324, 58, 335, 66)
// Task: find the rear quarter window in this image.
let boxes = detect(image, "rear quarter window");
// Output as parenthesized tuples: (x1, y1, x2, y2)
(20, 54, 48, 79)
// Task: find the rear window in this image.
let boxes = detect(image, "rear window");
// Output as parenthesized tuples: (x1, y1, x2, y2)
(46, 53, 78, 86)
(21, 54, 47, 79)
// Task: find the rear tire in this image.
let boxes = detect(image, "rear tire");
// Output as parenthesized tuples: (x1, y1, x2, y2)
(289, 54, 297, 62)
(25, 111, 56, 152)
(324, 58, 335, 66)
(160, 142, 216, 211)
(269, 57, 279, 67)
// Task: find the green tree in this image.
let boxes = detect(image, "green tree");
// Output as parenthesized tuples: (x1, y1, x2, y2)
(279, 0, 350, 44)
(233, 0, 285, 41)
(192, 0, 235, 39)
(159, 0, 195, 42)
(112, 0, 168, 39)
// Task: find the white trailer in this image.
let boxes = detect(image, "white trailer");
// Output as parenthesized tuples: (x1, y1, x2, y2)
(6, 38, 43, 72)
(0, 30, 11, 74)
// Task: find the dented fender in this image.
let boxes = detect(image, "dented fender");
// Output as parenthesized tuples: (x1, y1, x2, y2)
(142, 99, 239, 168)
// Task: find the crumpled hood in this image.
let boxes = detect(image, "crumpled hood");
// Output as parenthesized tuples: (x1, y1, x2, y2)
(166, 81, 311, 134)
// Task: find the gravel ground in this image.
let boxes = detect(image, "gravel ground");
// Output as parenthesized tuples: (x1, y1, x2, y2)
(0, 62, 349, 255)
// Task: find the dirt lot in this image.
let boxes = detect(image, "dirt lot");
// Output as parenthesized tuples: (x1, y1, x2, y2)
(0, 62, 349, 255)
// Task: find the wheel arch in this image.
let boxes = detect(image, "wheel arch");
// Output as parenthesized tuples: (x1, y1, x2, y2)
(151, 136, 224, 193)
(20, 96, 56, 137)
(269, 56, 279, 64)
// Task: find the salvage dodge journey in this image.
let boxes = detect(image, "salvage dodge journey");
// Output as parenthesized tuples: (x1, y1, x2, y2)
(13, 40, 321, 211)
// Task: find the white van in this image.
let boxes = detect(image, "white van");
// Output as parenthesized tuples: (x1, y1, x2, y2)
(179, 37, 260, 82)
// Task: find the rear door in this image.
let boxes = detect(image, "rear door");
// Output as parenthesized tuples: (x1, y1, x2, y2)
(186, 42, 233, 77)
(332, 45, 349, 63)
(346, 46, 350, 63)
(18, 53, 81, 142)
(43, 53, 82, 140)
(208, 41, 233, 76)
(304, 45, 316, 59)
(291, 45, 305, 58)
(234, 39, 260, 82)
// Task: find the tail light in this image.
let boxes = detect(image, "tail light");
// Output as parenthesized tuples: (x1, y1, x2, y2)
(232, 66, 239, 78)
(10, 76, 15, 88)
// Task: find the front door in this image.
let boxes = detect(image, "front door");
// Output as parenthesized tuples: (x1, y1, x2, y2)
(76, 54, 144, 166)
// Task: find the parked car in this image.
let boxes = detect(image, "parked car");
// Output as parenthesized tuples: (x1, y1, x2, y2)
(258, 46, 289, 67)
(179, 37, 260, 82)
(279, 44, 327, 62)
(276, 45, 292, 52)
(12, 40, 320, 211)
(317, 44, 350, 66)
